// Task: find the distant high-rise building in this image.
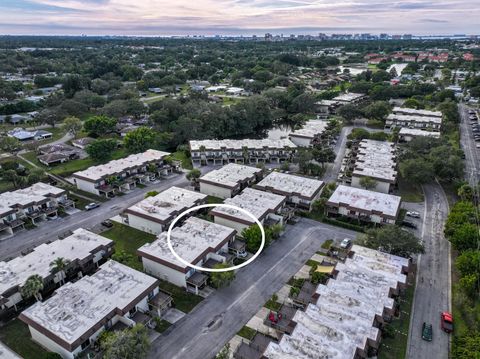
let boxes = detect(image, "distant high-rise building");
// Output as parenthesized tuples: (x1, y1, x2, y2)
(265, 33, 273, 41)
(403, 34, 413, 40)
(380, 33, 389, 39)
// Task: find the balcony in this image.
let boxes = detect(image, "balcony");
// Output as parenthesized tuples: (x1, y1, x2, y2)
(25, 209, 42, 219)
(264, 305, 297, 334)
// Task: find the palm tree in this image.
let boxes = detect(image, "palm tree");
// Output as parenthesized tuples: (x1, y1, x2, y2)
(21, 275, 44, 302)
(50, 257, 70, 286)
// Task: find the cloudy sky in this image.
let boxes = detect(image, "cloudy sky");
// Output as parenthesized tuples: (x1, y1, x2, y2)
(0, 0, 478, 36)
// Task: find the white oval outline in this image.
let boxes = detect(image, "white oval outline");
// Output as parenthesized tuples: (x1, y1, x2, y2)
(166, 203, 265, 273)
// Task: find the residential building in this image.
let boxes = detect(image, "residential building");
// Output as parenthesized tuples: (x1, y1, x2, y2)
(254, 172, 324, 211)
(315, 92, 367, 117)
(288, 119, 329, 147)
(71, 137, 94, 149)
(7, 128, 52, 141)
(211, 188, 287, 235)
(385, 107, 442, 130)
(260, 245, 411, 359)
(189, 139, 296, 167)
(19, 260, 158, 359)
(0, 228, 113, 311)
(73, 149, 172, 197)
(0, 183, 74, 235)
(137, 217, 236, 293)
(124, 187, 208, 234)
(326, 185, 401, 225)
(198, 163, 263, 199)
(398, 128, 441, 142)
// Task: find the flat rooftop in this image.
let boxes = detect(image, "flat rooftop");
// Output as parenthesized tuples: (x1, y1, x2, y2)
(211, 188, 286, 224)
(399, 128, 441, 137)
(264, 245, 408, 359)
(392, 106, 442, 117)
(125, 187, 207, 224)
(0, 182, 65, 216)
(137, 217, 235, 271)
(0, 342, 21, 359)
(354, 140, 397, 182)
(73, 149, 170, 182)
(387, 113, 442, 125)
(20, 260, 158, 348)
(255, 172, 324, 200)
(0, 228, 113, 295)
(327, 185, 401, 218)
(189, 138, 296, 151)
(199, 163, 262, 188)
(289, 120, 329, 140)
(333, 92, 365, 102)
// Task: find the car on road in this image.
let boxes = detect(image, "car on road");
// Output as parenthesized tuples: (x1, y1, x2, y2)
(441, 312, 453, 333)
(101, 219, 113, 228)
(406, 211, 421, 218)
(422, 322, 433, 341)
(402, 221, 418, 229)
(340, 238, 352, 249)
(85, 202, 100, 211)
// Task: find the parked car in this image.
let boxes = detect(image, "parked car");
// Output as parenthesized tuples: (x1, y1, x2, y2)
(441, 312, 454, 333)
(101, 219, 113, 228)
(340, 238, 352, 249)
(402, 221, 417, 229)
(85, 202, 100, 211)
(422, 322, 433, 341)
(406, 211, 421, 218)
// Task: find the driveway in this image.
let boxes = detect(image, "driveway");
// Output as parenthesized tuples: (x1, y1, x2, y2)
(406, 183, 451, 359)
(147, 218, 358, 359)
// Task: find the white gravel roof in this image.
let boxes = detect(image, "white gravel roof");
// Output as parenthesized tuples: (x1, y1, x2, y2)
(399, 128, 441, 138)
(289, 120, 329, 140)
(189, 138, 296, 151)
(387, 113, 442, 125)
(392, 106, 442, 117)
(353, 140, 397, 182)
(199, 163, 262, 188)
(20, 260, 157, 346)
(255, 172, 324, 199)
(333, 92, 365, 102)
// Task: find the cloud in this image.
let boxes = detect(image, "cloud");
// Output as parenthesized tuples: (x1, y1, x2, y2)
(0, 0, 478, 35)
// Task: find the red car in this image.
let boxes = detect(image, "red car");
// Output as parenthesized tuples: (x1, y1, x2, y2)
(441, 312, 453, 333)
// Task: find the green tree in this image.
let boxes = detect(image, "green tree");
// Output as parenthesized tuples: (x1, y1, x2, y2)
(215, 343, 231, 359)
(357, 225, 424, 257)
(63, 116, 83, 138)
(145, 191, 159, 198)
(449, 223, 479, 252)
(0, 136, 20, 152)
(21, 274, 44, 302)
(452, 332, 480, 359)
(84, 115, 116, 137)
(27, 168, 46, 185)
(112, 250, 135, 266)
(455, 250, 480, 278)
(363, 101, 391, 121)
(210, 263, 236, 288)
(2, 169, 26, 189)
(359, 176, 378, 190)
(399, 158, 435, 184)
(50, 257, 70, 285)
(101, 324, 150, 359)
(124, 127, 157, 153)
(337, 104, 361, 123)
(242, 225, 271, 253)
(186, 168, 201, 182)
(86, 139, 117, 162)
(457, 184, 474, 202)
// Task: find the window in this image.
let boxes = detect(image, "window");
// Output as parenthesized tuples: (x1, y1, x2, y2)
(80, 338, 90, 350)
(129, 307, 137, 316)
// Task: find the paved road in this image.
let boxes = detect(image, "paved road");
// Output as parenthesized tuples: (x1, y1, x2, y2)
(406, 183, 451, 359)
(323, 125, 351, 182)
(0, 173, 189, 261)
(459, 103, 480, 185)
(148, 218, 357, 359)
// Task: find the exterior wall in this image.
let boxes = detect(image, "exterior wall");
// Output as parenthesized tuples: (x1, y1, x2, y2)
(127, 214, 164, 235)
(199, 182, 233, 199)
(213, 216, 252, 237)
(29, 326, 81, 359)
(333, 205, 395, 225)
(6, 292, 22, 308)
(141, 257, 186, 288)
(351, 176, 391, 194)
(289, 136, 312, 147)
(74, 178, 99, 195)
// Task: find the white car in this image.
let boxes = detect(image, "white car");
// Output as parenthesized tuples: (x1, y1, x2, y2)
(340, 238, 352, 249)
(406, 211, 421, 218)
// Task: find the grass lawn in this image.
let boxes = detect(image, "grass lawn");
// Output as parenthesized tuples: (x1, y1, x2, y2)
(321, 239, 333, 249)
(171, 150, 193, 170)
(157, 280, 203, 313)
(154, 319, 172, 334)
(100, 222, 156, 271)
(264, 298, 282, 311)
(69, 193, 91, 210)
(378, 274, 416, 359)
(306, 259, 321, 267)
(397, 176, 424, 203)
(0, 319, 51, 359)
(237, 326, 256, 340)
(206, 195, 223, 204)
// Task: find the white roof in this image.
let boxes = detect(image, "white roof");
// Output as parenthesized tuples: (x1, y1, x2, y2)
(0, 228, 112, 295)
(200, 163, 262, 188)
(353, 140, 397, 182)
(126, 187, 207, 224)
(289, 120, 329, 140)
(138, 217, 235, 270)
(255, 172, 324, 199)
(20, 260, 157, 346)
(399, 128, 441, 138)
(392, 106, 442, 117)
(328, 185, 401, 218)
(73, 149, 170, 182)
(189, 138, 296, 151)
(0, 182, 65, 217)
(0, 342, 21, 359)
(387, 113, 442, 125)
(212, 188, 286, 223)
(264, 245, 408, 359)
(333, 92, 365, 102)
